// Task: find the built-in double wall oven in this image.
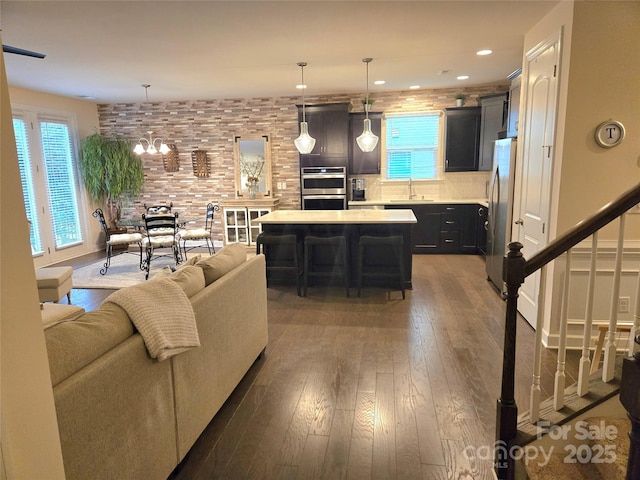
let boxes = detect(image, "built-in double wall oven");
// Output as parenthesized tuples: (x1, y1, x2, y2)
(300, 166, 347, 210)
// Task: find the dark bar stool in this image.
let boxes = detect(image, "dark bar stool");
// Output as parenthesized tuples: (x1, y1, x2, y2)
(256, 232, 303, 296)
(303, 235, 350, 297)
(357, 235, 405, 299)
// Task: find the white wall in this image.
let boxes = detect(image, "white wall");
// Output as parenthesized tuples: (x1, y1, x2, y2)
(1, 46, 66, 479)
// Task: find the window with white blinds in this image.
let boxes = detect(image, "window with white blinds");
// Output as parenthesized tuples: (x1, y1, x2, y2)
(385, 113, 441, 180)
(13, 117, 43, 254)
(12, 110, 83, 256)
(39, 117, 83, 248)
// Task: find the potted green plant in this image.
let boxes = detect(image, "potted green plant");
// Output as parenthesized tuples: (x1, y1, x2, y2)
(455, 93, 466, 107)
(79, 133, 145, 229)
(361, 97, 374, 112)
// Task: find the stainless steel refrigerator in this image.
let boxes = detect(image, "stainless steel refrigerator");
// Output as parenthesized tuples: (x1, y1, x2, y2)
(486, 138, 517, 296)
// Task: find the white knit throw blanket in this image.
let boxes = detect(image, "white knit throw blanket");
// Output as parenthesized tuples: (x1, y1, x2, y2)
(105, 278, 200, 361)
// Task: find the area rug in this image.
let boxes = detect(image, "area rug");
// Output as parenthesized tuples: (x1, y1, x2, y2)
(72, 252, 203, 290)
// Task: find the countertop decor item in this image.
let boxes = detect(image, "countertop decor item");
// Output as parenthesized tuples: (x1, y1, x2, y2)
(293, 61, 316, 154)
(356, 58, 379, 153)
(80, 132, 144, 227)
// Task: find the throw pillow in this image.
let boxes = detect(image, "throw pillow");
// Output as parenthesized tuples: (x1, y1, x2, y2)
(169, 265, 205, 297)
(153, 266, 175, 278)
(176, 254, 201, 270)
(197, 243, 247, 286)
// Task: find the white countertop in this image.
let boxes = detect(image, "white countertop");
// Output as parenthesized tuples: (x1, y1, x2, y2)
(348, 198, 488, 207)
(259, 209, 417, 224)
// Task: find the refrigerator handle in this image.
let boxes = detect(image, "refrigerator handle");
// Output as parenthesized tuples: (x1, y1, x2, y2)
(489, 166, 499, 237)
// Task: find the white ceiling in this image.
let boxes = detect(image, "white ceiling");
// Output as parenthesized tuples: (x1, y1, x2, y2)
(1, 1, 558, 104)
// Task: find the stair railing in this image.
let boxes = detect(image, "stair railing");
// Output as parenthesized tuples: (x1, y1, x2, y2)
(495, 182, 640, 480)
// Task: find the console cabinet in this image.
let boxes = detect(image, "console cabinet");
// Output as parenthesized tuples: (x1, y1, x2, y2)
(385, 203, 481, 254)
(222, 198, 279, 246)
(444, 107, 482, 172)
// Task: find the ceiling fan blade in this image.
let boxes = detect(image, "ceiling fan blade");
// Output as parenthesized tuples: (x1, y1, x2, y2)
(2, 45, 46, 59)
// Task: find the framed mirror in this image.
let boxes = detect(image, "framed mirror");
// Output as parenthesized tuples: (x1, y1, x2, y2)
(233, 135, 272, 198)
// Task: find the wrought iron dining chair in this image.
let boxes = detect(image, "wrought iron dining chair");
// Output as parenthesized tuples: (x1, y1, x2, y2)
(178, 203, 219, 260)
(92, 208, 143, 275)
(141, 212, 181, 279)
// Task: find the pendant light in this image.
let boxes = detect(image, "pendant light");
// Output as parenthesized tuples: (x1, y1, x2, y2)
(356, 58, 379, 153)
(294, 62, 316, 154)
(133, 84, 169, 155)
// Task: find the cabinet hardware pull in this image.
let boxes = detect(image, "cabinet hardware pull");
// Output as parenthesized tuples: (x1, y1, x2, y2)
(446, 207, 455, 211)
(445, 239, 454, 243)
(445, 221, 455, 224)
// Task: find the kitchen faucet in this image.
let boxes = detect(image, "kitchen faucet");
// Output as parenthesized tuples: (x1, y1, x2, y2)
(408, 178, 416, 199)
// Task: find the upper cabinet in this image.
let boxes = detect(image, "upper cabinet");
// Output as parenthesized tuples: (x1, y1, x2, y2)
(444, 107, 481, 172)
(506, 69, 522, 138)
(297, 103, 350, 167)
(478, 93, 508, 171)
(349, 112, 382, 175)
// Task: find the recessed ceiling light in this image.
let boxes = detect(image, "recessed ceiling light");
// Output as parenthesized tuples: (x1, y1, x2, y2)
(477, 49, 493, 56)
(296, 84, 307, 89)
(457, 75, 470, 80)
(374, 80, 385, 85)
(409, 85, 420, 90)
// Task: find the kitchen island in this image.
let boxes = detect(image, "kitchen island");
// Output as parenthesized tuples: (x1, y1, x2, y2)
(258, 209, 417, 290)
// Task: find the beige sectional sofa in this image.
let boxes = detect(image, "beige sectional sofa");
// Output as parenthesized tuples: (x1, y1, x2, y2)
(44, 246, 268, 480)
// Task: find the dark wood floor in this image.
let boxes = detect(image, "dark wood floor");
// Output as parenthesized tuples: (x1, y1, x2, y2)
(56, 252, 579, 480)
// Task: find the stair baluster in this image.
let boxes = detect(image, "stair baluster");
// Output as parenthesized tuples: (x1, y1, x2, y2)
(604, 215, 626, 382)
(553, 248, 572, 410)
(577, 231, 599, 396)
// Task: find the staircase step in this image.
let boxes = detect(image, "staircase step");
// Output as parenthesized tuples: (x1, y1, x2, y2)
(517, 361, 622, 443)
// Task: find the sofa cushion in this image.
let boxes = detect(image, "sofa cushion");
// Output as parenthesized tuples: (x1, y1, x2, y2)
(177, 254, 201, 269)
(168, 265, 205, 297)
(45, 302, 134, 387)
(197, 244, 247, 286)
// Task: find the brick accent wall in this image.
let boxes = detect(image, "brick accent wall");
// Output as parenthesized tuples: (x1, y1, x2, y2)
(97, 85, 507, 240)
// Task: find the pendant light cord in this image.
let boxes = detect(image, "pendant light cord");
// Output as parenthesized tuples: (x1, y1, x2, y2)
(363, 58, 372, 120)
(298, 62, 307, 122)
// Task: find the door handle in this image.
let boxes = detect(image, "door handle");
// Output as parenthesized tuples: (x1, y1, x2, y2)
(514, 219, 524, 225)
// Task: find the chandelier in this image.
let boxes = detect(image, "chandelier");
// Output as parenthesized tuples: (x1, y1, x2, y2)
(133, 84, 169, 155)
(294, 62, 316, 154)
(356, 58, 379, 152)
(133, 130, 170, 155)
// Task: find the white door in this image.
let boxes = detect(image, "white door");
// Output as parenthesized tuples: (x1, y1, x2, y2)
(513, 35, 560, 327)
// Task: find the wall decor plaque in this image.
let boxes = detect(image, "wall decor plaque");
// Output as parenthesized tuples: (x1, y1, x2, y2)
(163, 144, 180, 172)
(191, 150, 210, 177)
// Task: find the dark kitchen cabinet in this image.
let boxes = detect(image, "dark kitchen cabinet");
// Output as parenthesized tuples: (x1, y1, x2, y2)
(298, 103, 350, 167)
(460, 204, 480, 254)
(385, 203, 483, 254)
(444, 107, 481, 172)
(349, 112, 382, 174)
(507, 69, 522, 138)
(478, 94, 507, 171)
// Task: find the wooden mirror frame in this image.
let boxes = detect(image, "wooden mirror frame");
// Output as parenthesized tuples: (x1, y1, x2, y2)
(233, 135, 272, 198)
